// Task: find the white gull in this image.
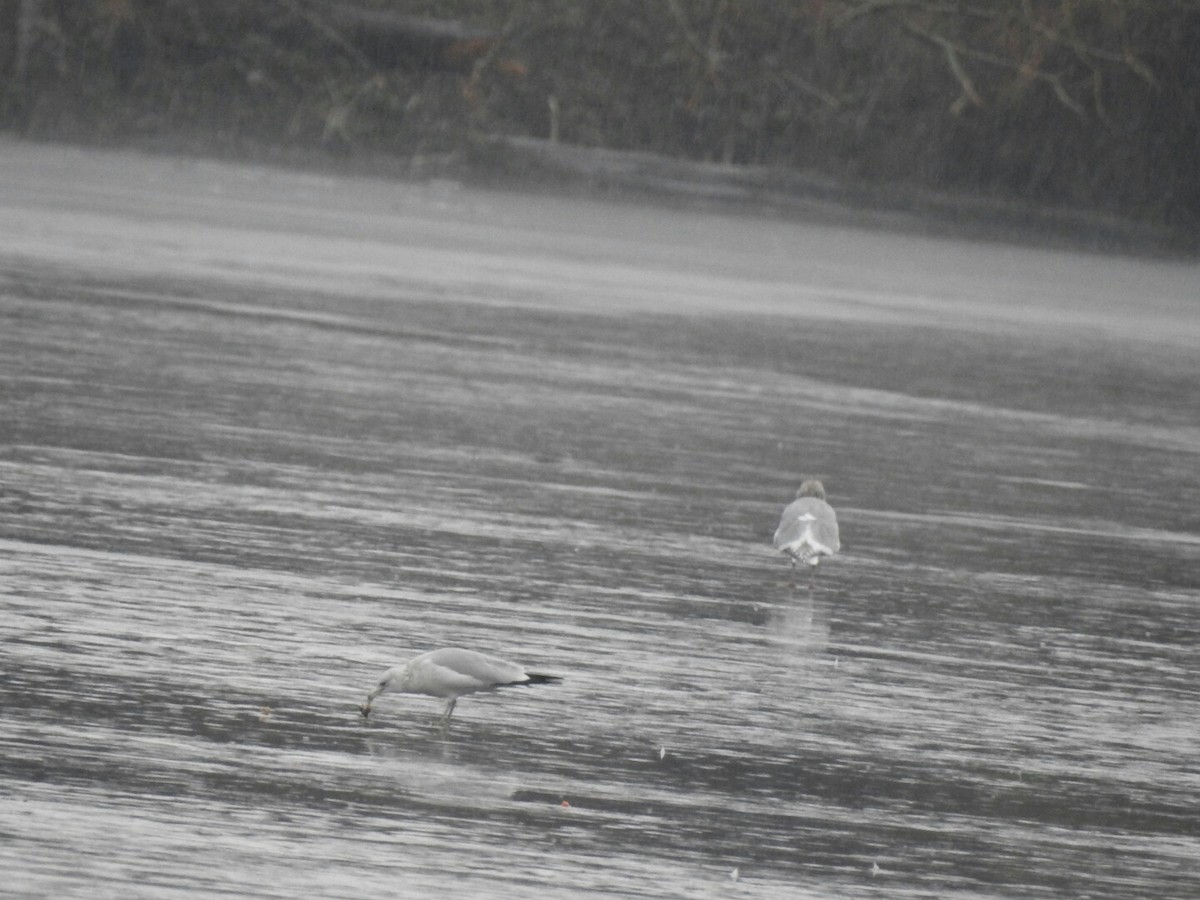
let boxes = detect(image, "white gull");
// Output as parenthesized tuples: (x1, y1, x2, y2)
(361, 647, 561, 726)
(773, 479, 840, 585)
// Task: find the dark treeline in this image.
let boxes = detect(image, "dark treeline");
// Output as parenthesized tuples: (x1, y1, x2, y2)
(2, 1, 1197, 240)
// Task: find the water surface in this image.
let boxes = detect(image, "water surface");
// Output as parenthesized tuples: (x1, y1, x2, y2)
(2, 144, 1198, 898)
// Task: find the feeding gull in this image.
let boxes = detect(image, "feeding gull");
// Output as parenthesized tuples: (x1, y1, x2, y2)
(360, 647, 561, 726)
(773, 479, 840, 587)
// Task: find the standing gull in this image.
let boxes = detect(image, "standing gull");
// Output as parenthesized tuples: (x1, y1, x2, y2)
(773, 479, 840, 586)
(360, 647, 561, 726)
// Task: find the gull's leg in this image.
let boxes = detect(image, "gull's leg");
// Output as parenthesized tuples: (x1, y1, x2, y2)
(439, 697, 457, 732)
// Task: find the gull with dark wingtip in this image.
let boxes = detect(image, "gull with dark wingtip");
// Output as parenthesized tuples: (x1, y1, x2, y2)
(361, 647, 561, 728)
(773, 479, 840, 588)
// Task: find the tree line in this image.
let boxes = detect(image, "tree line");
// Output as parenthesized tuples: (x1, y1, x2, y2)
(3, 1, 1197, 241)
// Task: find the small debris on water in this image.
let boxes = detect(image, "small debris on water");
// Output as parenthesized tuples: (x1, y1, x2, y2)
(729, 867, 739, 882)
(871, 860, 881, 877)
(658, 746, 667, 760)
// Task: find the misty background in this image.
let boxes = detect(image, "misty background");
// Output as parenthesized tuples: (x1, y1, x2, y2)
(3, 0, 1197, 248)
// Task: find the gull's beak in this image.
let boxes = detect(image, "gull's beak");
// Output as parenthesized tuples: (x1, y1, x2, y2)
(361, 679, 387, 718)
(361, 689, 378, 718)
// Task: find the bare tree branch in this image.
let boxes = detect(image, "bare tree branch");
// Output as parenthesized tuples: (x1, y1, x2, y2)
(780, 71, 843, 110)
(13, 0, 40, 86)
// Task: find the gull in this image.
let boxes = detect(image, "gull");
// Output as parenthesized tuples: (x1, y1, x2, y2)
(360, 647, 561, 727)
(773, 479, 840, 588)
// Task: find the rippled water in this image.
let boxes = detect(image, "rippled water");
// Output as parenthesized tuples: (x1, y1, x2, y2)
(2, 144, 1199, 898)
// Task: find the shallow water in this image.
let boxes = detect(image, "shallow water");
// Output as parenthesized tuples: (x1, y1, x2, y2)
(1, 144, 1199, 898)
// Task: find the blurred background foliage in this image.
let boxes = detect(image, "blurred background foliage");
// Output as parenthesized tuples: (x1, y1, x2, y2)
(2, 0, 1197, 238)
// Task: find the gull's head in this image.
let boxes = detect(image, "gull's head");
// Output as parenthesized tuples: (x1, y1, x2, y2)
(797, 479, 826, 500)
(367, 666, 404, 702)
(362, 666, 404, 717)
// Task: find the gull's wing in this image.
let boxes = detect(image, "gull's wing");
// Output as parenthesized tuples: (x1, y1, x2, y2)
(810, 499, 840, 553)
(425, 647, 529, 689)
(774, 497, 840, 553)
